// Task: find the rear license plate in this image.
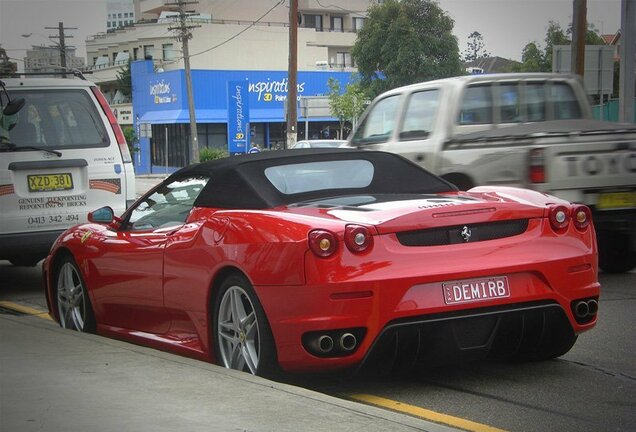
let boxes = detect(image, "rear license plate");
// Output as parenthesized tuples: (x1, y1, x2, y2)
(596, 191, 636, 210)
(27, 173, 74, 192)
(443, 276, 510, 305)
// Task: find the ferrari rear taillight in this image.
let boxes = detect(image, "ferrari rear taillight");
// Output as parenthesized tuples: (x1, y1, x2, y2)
(572, 205, 592, 230)
(529, 148, 545, 183)
(308, 229, 338, 258)
(91, 86, 132, 163)
(344, 225, 373, 253)
(549, 205, 570, 231)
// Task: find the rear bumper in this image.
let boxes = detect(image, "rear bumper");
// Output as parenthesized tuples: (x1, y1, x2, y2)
(0, 230, 64, 261)
(256, 220, 599, 373)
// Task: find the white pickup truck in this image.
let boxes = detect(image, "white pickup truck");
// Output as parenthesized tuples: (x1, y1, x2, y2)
(349, 73, 636, 273)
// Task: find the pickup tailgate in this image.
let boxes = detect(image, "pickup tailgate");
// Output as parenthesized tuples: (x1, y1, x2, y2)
(450, 120, 636, 204)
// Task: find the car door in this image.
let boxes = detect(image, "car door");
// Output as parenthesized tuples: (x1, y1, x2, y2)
(90, 176, 208, 333)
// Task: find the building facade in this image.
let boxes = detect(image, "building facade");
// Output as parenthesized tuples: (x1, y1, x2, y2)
(83, 0, 374, 174)
(131, 60, 355, 174)
(107, 0, 136, 31)
(23, 45, 85, 74)
(86, 0, 374, 84)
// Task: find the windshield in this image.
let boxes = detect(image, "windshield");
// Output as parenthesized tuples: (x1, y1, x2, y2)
(351, 94, 400, 145)
(2, 89, 108, 149)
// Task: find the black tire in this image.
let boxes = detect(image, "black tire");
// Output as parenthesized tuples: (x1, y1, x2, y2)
(213, 274, 278, 377)
(54, 256, 96, 332)
(598, 233, 636, 273)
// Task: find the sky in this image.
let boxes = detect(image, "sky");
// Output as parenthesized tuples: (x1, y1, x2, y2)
(0, 0, 624, 68)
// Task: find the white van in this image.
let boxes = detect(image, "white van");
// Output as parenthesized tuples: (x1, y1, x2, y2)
(0, 76, 136, 266)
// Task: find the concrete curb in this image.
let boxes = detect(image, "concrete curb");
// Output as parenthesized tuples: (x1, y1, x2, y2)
(1, 314, 458, 432)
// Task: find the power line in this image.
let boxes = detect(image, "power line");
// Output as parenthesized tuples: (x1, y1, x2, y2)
(187, 0, 284, 59)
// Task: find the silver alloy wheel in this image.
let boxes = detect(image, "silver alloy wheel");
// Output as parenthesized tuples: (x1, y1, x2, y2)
(56, 262, 87, 331)
(217, 285, 261, 374)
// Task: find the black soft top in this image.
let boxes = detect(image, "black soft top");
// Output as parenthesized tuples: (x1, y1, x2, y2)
(168, 148, 456, 209)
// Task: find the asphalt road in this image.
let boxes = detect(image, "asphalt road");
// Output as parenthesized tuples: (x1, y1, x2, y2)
(1, 262, 634, 432)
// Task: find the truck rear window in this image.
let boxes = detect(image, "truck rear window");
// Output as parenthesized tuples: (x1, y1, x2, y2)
(8, 89, 109, 149)
(458, 81, 582, 124)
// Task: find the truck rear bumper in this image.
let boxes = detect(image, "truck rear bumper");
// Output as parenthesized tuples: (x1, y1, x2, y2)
(0, 230, 65, 262)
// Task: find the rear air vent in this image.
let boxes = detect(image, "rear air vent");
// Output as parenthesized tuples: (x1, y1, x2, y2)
(396, 219, 529, 246)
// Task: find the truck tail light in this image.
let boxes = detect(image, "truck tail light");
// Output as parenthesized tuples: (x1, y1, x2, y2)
(572, 205, 592, 230)
(529, 148, 545, 183)
(344, 225, 373, 253)
(91, 86, 132, 163)
(308, 229, 338, 258)
(549, 205, 570, 231)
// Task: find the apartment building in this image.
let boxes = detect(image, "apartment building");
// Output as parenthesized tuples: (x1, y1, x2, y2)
(85, 0, 376, 174)
(107, 0, 136, 31)
(23, 45, 85, 74)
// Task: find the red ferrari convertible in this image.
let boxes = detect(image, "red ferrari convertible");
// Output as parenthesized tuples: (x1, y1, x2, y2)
(43, 149, 599, 376)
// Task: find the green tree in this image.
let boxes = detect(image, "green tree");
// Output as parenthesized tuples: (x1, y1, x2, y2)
(0, 46, 17, 78)
(122, 126, 139, 155)
(543, 21, 570, 71)
(516, 20, 605, 72)
(327, 78, 369, 138)
(463, 31, 490, 62)
(519, 42, 544, 71)
(116, 60, 132, 97)
(351, 0, 462, 97)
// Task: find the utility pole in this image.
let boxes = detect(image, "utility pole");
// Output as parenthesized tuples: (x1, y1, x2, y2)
(618, 0, 635, 123)
(45, 22, 76, 76)
(167, 0, 200, 164)
(286, 0, 298, 150)
(571, 0, 587, 77)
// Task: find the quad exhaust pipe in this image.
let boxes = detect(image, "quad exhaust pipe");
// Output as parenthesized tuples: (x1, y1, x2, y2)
(304, 330, 362, 356)
(573, 299, 598, 321)
(309, 335, 334, 354)
(339, 333, 357, 352)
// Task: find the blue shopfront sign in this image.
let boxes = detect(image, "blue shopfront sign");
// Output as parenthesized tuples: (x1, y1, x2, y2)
(131, 60, 356, 173)
(227, 80, 250, 154)
(132, 61, 355, 124)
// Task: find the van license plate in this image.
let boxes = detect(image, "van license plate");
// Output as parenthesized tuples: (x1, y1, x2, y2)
(443, 276, 510, 305)
(27, 173, 74, 192)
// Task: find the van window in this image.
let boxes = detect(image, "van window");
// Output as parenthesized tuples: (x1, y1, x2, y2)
(458, 85, 492, 124)
(524, 83, 546, 122)
(550, 83, 582, 120)
(351, 94, 400, 145)
(8, 90, 108, 149)
(497, 84, 521, 123)
(399, 89, 440, 140)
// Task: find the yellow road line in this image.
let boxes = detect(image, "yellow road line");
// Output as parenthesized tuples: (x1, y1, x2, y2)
(350, 393, 508, 432)
(0, 301, 53, 321)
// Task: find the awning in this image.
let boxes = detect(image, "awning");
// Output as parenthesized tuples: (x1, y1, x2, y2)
(139, 110, 189, 124)
(138, 109, 337, 124)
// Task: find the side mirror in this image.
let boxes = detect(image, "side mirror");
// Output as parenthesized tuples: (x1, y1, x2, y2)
(88, 206, 115, 224)
(3, 98, 25, 116)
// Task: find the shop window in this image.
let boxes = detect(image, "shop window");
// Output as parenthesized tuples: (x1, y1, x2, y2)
(331, 16, 343, 32)
(162, 43, 175, 61)
(353, 17, 365, 32)
(303, 14, 323, 31)
(143, 45, 155, 59)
